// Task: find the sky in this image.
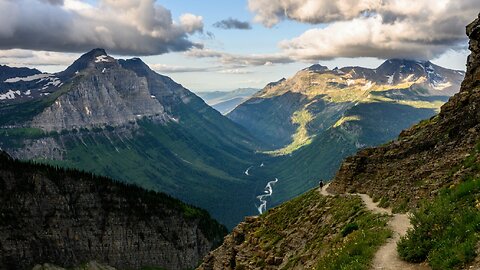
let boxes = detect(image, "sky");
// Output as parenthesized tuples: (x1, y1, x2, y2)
(0, 0, 477, 92)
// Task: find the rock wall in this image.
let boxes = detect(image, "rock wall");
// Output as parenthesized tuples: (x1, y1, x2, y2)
(0, 153, 227, 270)
(31, 63, 168, 132)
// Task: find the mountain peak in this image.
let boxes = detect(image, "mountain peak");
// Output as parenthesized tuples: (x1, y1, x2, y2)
(304, 64, 329, 72)
(59, 48, 115, 78)
(118, 57, 153, 78)
(86, 48, 108, 57)
(375, 58, 439, 84)
(266, 78, 286, 88)
(379, 58, 429, 69)
(76, 48, 113, 64)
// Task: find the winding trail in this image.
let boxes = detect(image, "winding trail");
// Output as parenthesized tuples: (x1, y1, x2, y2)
(320, 183, 430, 270)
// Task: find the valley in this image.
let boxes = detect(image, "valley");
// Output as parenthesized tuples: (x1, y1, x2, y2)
(0, 49, 265, 229)
(0, 1, 478, 269)
(228, 59, 464, 206)
(199, 13, 480, 270)
(0, 50, 465, 228)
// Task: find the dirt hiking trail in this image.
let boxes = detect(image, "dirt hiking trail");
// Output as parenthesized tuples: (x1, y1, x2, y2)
(319, 183, 430, 270)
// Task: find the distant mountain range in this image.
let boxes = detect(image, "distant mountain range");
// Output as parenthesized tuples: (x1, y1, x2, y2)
(0, 49, 264, 228)
(228, 59, 465, 203)
(197, 88, 259, 114)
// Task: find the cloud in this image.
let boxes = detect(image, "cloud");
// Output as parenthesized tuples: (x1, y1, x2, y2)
(249, 0, 479, 60)
(213, 18, 252, 30)
(149, 63, 213, 73)
(186, 48, 293, 66)
(180, 13, 204, 34)
(39, 0, 64, 5)
(248, 0, 374, 27)
(0, 0, 204, 55)
(149, 63, 253, 75)
(218, 69, 252, 74)
(0, 49, 76, 67)
(280, 15, 458, 60)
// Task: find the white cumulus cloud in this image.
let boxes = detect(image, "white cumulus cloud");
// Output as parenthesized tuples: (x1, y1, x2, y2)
(0, 0, 204, 55)
(249, 0, 479, 60)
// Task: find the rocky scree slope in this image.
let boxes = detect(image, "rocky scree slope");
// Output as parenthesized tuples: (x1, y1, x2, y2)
(328, 14, 480, 212)
(0, 151, 227, 270)
(0, 49, 262, 228)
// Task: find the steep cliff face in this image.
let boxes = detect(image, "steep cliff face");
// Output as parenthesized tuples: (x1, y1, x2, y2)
(0, 152, 227, 270)
(30, 50, 169, 131)
(328, 14, 480, 211)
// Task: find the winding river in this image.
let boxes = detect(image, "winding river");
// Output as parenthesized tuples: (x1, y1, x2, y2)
(244, 163, 279, 214)
(256, 178, 278, 214)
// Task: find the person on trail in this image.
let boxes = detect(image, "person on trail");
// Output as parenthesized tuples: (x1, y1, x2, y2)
(319, 180, 324, 190)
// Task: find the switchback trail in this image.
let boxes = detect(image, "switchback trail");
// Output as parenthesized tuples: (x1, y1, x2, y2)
(319, 183, 430, 270)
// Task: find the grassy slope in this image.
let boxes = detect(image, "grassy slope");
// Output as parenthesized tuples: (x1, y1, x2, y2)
(202, 189, 391, 269)
(267, 102, 437, 205)
(31, 117, 261, 229)
(398, 143, 480, 270)
(0, 104, 264, 229)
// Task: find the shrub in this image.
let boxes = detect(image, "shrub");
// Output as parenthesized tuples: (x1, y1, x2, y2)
(398, 177, 480, 269)
(341, 223, 359, 237)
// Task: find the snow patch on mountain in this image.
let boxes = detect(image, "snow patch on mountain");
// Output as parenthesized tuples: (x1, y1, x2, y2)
(386, 74, 394, 84)
(95, 55, 111, 63)
(4, 73, 51, 83)
(0, 90, 21, 100)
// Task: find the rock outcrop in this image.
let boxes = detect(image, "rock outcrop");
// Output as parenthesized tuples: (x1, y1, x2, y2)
(0, 152, 227, 270)
(30, 49, 169, 132)
(328, 14, 480, 211)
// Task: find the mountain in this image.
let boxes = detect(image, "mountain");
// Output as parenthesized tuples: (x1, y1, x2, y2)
(197, 88, 259, 114)
(229, 59, 464, 150)
(198, 14, 480, 270)
(0, 49, 264, 228)
(0, 151, 226, 270)
(0, 65, 41, 82)
(327, 17, 480, 214)
(227, 58, 465, 205)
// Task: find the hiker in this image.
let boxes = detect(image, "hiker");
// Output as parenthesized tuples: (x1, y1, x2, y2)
(319, 180, 324, 190)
